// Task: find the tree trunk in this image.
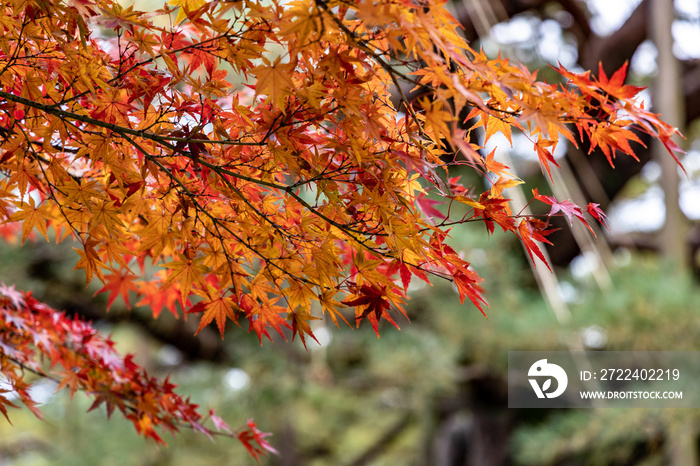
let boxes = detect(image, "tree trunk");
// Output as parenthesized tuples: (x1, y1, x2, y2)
(651, 0, 688, 269)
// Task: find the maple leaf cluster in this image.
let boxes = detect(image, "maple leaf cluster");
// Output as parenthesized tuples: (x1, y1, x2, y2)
(0, 0, 683, 453)
(0, 283, 278, 457)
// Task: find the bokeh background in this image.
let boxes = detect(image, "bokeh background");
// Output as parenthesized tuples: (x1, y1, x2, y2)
(1, 0, 700, 464)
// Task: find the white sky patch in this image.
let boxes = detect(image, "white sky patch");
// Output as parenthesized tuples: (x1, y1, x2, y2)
(676, 0, 700, 17)
(607, 153, 700, 235)
(310, 326, 332, 349)
(224, 368, 251, 391)
(680, 179, 700, 220)
(486, 0, 699, 65)
(608, 186, 665, 234)
(673, 20, 700, 59)
(490, 16, 538, 44)
(557, 280, 580, 303)
(29, 379, 58, 405)
(635, 88, 653, 112)
(581, 325, 608, 349)
(157, 345, 183, 366)
(681, 149, 700, 174)
(0, 377, 56, 405)
(631, 41, 658, 76)
(537, 19, 578, 67)
(570, 252, 600, 281)
(585, 0, 700, 59)
(585, 0, 642, 36)
(641, 160, 662, 184)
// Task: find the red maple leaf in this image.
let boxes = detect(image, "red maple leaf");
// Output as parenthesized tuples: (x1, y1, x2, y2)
(342, 284, 398, 337)
(532, 189, 593, 233)
(238, 419, 279, 462)
(209, 409, 232, 434)
(471, 193, 514, 234)
(416, 193, 446, 220)
(518, 218, 554, 271)
(586, 203, 609, 230)
(596, 61, 646, 101)
(95, 271, 137, 310)
(0, 283, 25, 309)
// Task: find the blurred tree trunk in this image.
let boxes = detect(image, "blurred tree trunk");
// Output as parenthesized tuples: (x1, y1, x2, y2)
(651, 0, 688, 270)
(652, 6, 697, 464)
(666, 421, 698, 466)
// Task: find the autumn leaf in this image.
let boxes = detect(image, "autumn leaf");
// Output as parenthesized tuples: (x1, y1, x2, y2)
(95, 271, 137, 310)
(419, 97, 454, 147)
(483, 114, 514, 147)
(251, 58, 296, 110)
(0, 286, 246, 444)
(587, 203, 609, 230)
(88, 200, 124, 234)
(532, 189, 584, 225)
(244, 297, 291, 345)
(161, 256, 208, 297)
(518, 219, 553, 271)
(466, 193, 515, 234)
(534, 139, 560, 182)
(399, 262, 412, 291)
(0, 392, 18, 423)
(193, 296, 239, 338)
(136, 280, 181, 319)
(483, 149, 513, 177)
(596, 61, 646, 101)
(55, 370, 85, 399)
(416, 193, 446, 220)
(288, 308, 320, 350)
(343, 284, 397, 337)
(74, 237, 106, 285)
(167, 0, 206, 24)
(532, 188, 593, 234)
(209, 410, 232, 434)
(9, 197, 51, 244)
(453, 270, 486, 314)
(319, 291, 349, 328)
(238, 419, 280, 462)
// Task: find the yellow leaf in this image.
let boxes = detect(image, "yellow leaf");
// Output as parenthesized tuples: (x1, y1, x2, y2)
(73, 237, 106, 285)
(167, 0, 205, 24)
(484, 114, 513, 147)
(251, 58, 296, 110)
(88, 200, 123, 235)
(319, 290, 350, 328)
(9, 197, 51, 244)
(195, 296, 238, 338)
(161, 256, 208, 295)
(453, 195, 484, 210)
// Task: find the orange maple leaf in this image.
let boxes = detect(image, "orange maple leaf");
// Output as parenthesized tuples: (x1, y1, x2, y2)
(161, 256, 208, 296)
(193, 296, 239, 338)
(517, 219, 553, 271)
(73, 237, 106, 285)
(251, 58, 296, 110)
(9, 197, 50, 244)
